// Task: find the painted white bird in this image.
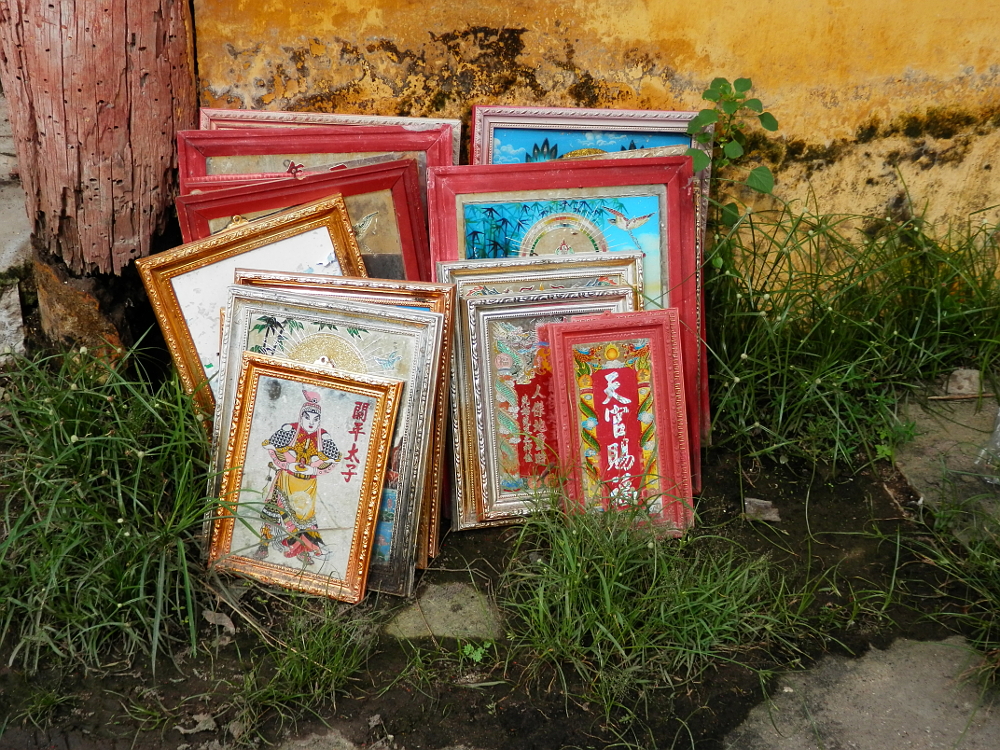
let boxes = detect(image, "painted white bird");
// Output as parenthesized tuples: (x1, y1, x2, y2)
(603, 206, 654, 231)
(603, 207, 655, 251)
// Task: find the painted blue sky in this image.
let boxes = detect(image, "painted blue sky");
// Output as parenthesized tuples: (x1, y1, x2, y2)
(461, 193, 664, 299)
(491, 128, 691, 164)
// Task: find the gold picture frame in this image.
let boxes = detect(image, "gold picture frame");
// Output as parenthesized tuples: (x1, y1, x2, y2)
(208, 353, 402, 603)
(136, 195, 367, 413)
(231, 269, 455, 566)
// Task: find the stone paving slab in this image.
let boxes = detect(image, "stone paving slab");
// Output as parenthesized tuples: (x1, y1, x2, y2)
(724, 637, 1000, 749)
(382, 582, 501, 641)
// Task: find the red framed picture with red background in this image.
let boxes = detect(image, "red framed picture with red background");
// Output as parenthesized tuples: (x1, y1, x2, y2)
(544, 309, 694, 533)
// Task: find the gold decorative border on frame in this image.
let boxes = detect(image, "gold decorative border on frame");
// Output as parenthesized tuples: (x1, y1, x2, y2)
(207, 353, 401, 603)
(136, 195, 366, 415)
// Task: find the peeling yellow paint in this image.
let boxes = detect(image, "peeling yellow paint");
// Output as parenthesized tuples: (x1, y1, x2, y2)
(191, 0, 1000, 217)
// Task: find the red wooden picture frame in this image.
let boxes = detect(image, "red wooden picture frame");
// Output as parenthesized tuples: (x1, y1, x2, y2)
(543, 309, 694, 533)
(176, 124, 453, 197)
(426, 156, 702, 489)
(175, 158, 431, 281)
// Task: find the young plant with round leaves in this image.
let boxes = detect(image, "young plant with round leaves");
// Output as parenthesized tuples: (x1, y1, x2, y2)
(685, 76, 779, 194)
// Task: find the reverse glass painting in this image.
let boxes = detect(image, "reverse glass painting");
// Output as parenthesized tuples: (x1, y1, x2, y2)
(546, 310, 693, 533)
(209, 355, 401, 603)
(458, 190, 665, 301)
(490, 128, 690, 164)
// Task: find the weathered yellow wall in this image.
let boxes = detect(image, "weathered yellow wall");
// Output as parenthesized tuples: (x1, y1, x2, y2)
(193, 0, 1000, 222)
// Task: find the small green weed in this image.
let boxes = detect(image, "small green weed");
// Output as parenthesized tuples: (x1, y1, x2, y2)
(229, 596, 381, 745)
(460, 639, 493, 666)
(15, 685, 79, 729)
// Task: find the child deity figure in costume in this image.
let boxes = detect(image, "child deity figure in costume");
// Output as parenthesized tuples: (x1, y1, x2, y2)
(252, 389, 341, 564)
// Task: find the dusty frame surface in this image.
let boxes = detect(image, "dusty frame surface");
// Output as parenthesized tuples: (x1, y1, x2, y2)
(214, 287, 443, 596)
(199, 107, 462, 166)
(427, 157, 702, 491)
(455, 286, 637, 529)
(231, 270, 455, 565)
(175, 158, 429, 281)
(135, 195, 366, 413)
(208, 353, 402, 603)
(177, 124, 453, 198)
(545, 310, 694, 534)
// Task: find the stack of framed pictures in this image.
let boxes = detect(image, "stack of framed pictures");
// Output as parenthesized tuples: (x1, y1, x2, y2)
(136, 102, 712, 601)
(139, 191, 449, 600)
(427, 155, 702, 495)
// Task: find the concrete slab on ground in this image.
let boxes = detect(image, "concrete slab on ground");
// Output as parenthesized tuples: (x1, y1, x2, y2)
(383, 582, 501, 641)
(894, 396, 1000, 534)
(725, 637, 1000, 749)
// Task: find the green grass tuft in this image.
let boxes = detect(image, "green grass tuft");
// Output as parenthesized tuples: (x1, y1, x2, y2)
(707, 200, 1000, 467)
(500, 501, 813, 719)
(0, 347, 214, 672)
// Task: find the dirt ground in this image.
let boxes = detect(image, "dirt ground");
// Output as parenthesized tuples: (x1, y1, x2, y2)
(0, 451, 966, 750)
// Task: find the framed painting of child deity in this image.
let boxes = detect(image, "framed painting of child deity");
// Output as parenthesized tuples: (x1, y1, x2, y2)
(544, 309, 694, 535)
(208, 353, 402, 603)
(231, 270, 455, 566)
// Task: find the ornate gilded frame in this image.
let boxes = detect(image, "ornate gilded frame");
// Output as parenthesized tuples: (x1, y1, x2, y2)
(231, 270, 455, 566)
(544, 309, 694, 535)
(214, 287, 444, 596)
(208, 353, 402, 603)
(136, 195, 366, 413)
(455, 286, 637, 529)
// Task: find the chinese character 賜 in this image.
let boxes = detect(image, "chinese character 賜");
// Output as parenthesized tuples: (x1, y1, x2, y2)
(607, 438, 636, 472)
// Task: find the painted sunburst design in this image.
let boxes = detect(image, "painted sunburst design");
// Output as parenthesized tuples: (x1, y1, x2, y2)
(284, 333, 366, 372)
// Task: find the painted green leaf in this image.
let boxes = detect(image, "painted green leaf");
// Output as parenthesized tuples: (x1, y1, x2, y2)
(582, 429, 601, 452)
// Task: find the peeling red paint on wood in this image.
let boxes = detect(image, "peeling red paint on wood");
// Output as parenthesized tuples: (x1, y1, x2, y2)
(0, 0, 196, 274)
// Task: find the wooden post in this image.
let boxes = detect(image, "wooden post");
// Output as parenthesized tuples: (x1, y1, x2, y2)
(0, 0, 196, 275)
